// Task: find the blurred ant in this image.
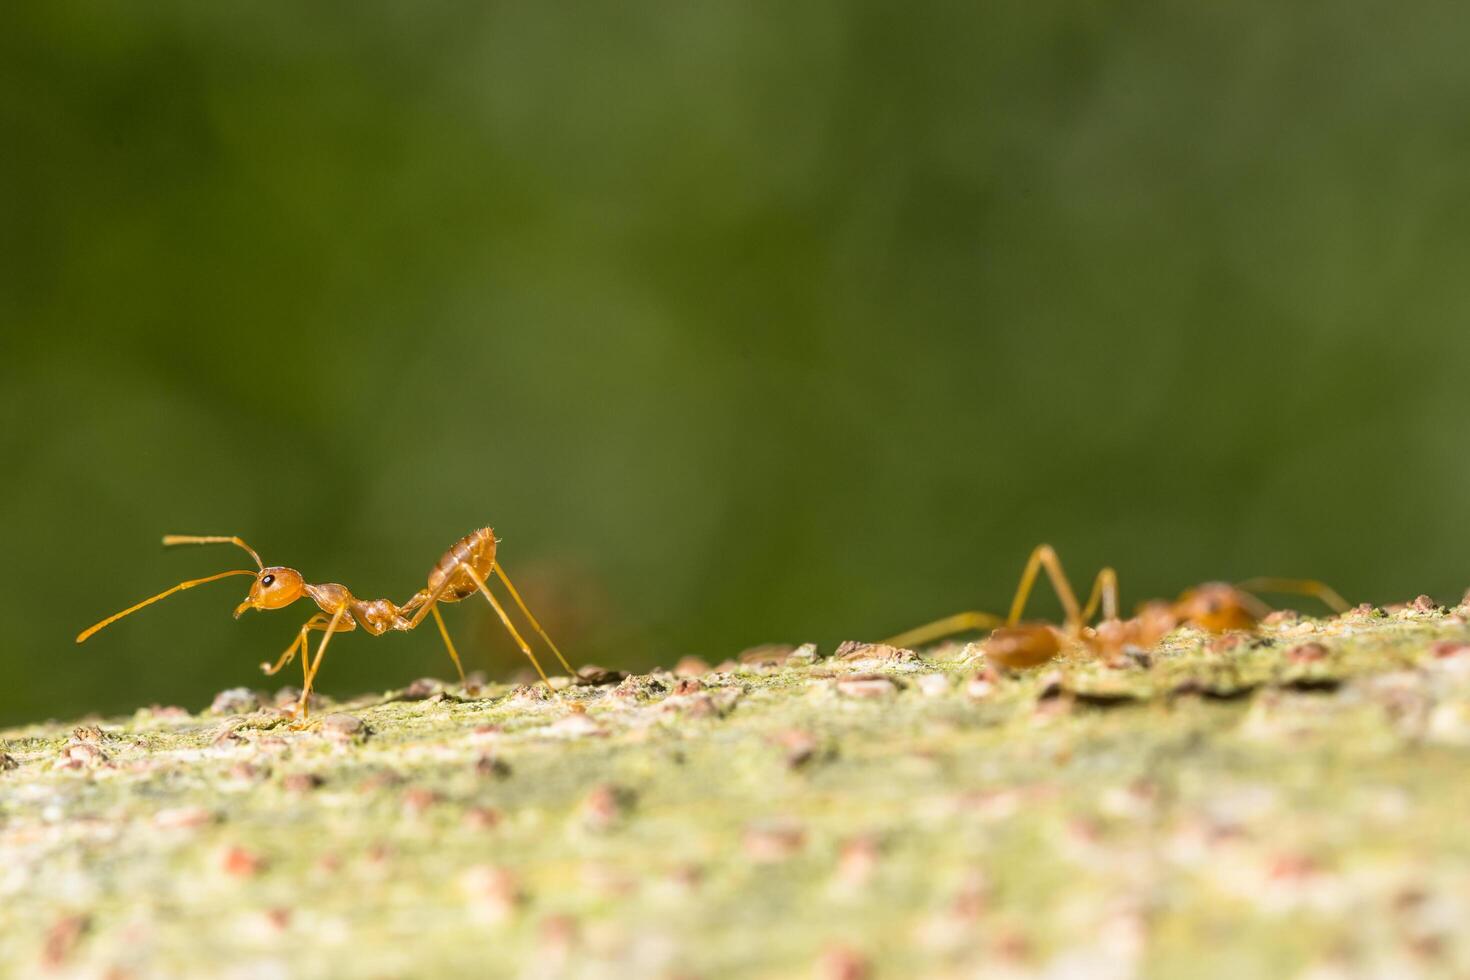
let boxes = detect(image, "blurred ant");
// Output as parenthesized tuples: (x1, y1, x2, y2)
(77, 529, 574, 717)
(885, 544, 1349, 669)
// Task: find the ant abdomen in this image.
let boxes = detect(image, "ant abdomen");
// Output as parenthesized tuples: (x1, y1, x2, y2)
(426, 527, 499, 602)
(984, 624, 1060, 669)
(1173, 583, 1259, 633)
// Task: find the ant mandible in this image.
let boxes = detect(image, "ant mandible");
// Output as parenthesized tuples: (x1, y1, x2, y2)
(77, 529, 574, 717)
(885, 544, 1350, 668)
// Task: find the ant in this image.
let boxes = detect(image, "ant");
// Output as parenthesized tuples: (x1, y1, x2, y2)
(77, 529, 574, 717)
(885, 544, 1350, 669)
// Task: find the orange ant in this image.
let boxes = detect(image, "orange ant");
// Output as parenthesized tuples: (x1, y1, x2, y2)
(885, 544, 1350, 669)
(77, 529, 574, 717)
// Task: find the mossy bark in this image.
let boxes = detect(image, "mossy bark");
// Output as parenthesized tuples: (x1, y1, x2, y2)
(4, 603, 1470, 978)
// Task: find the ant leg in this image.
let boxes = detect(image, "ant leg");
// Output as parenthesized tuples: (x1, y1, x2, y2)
(1006, 544, 1084, 629)
(883, 611, 1005, 649)
(428, 604, 467, 685)
(1235, 578, 1350, 615)
(302, 611, 351, 690)
(397, 590, 429, 618)
(298, 607, 349, 717)
(262, 614, 331, 676)
(882, 545, 1095, 649)
(1080, 568, 1120, 622)
(494, 564, 574, 674)
(263, 629, 305, 677)
(459, 563, 554, 688)
(406, 579, 460, 630)
(299, 628, 314, 692)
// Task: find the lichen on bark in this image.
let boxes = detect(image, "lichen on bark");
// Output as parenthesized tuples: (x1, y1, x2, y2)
(4, 603, 1470, 977)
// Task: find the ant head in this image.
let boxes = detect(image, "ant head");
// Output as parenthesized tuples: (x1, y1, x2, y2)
(234, 567, 305, 618)
(1173, 583, 1258, 633)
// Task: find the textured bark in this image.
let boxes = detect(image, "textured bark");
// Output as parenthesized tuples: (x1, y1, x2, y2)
(4, 602, 1470, 977)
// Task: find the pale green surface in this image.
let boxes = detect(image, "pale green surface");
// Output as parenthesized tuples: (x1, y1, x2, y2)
(4, 606, 1470, 978)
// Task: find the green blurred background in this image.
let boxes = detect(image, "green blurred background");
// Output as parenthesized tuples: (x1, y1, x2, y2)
(4, 2, 1469, 725)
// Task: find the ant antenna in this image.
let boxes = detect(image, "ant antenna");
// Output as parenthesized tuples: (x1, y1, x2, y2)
(76, 568, 258, 643)
(163, 534, 264, 570)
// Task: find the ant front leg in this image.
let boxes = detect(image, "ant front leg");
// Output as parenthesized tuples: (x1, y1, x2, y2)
(292, 607, 349, 720)
(261, 632, 303, 677)
(261, 614, 332, 677)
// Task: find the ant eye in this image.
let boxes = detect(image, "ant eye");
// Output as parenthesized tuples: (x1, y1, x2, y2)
(261, 574, 276, 587)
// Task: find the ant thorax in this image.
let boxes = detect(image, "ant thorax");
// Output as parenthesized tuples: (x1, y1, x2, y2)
(303, 582, 412, 635)
(304, 582, 353, 614)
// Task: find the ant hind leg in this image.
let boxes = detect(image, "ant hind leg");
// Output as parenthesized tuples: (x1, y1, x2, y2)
(458, 563, 555, 689)
(428, 604, 468, 685)
(494, 564, 574, 674)
(884, 611, 1005, 650)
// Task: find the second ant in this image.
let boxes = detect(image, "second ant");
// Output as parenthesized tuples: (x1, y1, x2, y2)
(885, 544, 1349, 669)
